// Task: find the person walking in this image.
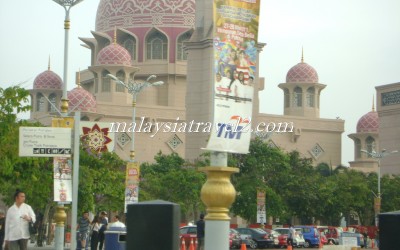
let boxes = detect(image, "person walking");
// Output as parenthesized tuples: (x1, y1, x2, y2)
(98, 211, 108, 250)
(90, 215, 101, 250)
(108, 215, 125, 228)
(196, 214, 205, 250)
(77, 211, 90, 249)
(4, 189, 36, 250)
(0, 209, 5, 250)
(287, 224, 296, 247)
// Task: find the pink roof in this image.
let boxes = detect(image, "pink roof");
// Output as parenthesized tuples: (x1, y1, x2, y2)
(67, 87, 97, 113)
(356, 111, 379, 133)
(33, 70, 63, 90)
(286, 62, 319, 83)
(96, 43, 131, 65)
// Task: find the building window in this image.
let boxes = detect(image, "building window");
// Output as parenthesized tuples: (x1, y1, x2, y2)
(366, 136, 375, 157)
(123, 38, 136, 61)
(306, 87, 315, 107)
(146, 31, 168, 60)
(293, 87, 302, 107)
(284, 89, 290, 108)
(355, 138, 361, 158)
(48, 93, 57, 112)
(102, 70, 111, 92)
(115, 70, 126, 92)
(37, 93, 45, 112)
(177, 31, 192, 60)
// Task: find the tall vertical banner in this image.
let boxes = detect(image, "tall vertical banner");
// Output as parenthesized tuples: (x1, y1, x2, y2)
(207, 0, 260, 153)
(124, 162, 140, 212)
(257, 190, 266, 224)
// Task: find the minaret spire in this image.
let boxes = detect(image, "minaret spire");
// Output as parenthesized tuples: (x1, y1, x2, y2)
(113, 26, 117, 44)
(372, 95, 375, 112)
(48, 55, 51, 70)
(77, 69, 81, 87)
(301, 47, 304, 63)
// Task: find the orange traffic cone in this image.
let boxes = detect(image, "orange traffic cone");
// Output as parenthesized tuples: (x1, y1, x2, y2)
(287, 245, 292, 250)
(181, 239, 186, 250)
(241, 243, 247, 250)
(319, 242, 324, 249)
(189, 238, 195, 250)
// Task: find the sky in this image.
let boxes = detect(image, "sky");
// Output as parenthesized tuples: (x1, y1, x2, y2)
(1, 0, 399, 166)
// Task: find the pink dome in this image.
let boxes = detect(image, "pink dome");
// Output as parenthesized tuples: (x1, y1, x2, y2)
(96, 43, 132, 65)
(95, 0, 195, 32)
(33, 70, 63, 89)
(67, 87, 97, 113)
(286, 62, 319, 83)
(356, 111, 379, 133)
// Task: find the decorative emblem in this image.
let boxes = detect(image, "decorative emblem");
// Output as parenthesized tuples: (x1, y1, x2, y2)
(81, 123, 113, 153)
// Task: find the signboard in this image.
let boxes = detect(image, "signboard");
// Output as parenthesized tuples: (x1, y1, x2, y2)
(53, 157, 72, 203)
(19, 127, 72, 157)
(206, 0, 260, 154)
(257, 190, 266, 223)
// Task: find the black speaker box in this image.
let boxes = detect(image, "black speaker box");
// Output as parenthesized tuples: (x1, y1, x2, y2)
(126, 200, 180, 250)
(379, 210, 400, 250)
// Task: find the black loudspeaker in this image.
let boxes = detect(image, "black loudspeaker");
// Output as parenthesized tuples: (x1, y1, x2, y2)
(127, 200, 180, 250)
(379, 211, 400, 250)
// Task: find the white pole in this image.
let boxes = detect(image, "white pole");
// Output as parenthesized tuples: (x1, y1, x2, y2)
(71, 111, 81, 250)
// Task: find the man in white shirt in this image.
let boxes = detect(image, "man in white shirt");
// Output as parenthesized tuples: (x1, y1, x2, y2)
(108, 215, 125, 228)
(4, 189, 36, 250)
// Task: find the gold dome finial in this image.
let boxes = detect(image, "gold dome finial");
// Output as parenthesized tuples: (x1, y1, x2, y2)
(301, 47, 304, 63)
(113, 26, 117, 44)
(48, 55, 51, 70)
(372, 95, 375, 112)
(77, 69, 81, 87)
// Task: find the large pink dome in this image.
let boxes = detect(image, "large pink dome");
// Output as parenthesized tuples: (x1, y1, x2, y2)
(96, 43, 132, 65)
(95, 0, 195, 32)
(33, 70, 63, 89)
(286, 62, 319, 83)
(357, 111, 379, 133)
(67, 87, 97, 113)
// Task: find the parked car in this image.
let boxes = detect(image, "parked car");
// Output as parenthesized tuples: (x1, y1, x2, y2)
(239, 234, 257, 249)
(180, 225, 197, 248)
(229, 229, 242, 249)
(295, 225, 321, 248)
(341, 231, 364, 248)
(320, 231, 328, 245)
(274, 227, 305, 248)
(316, 226, 343, 245)
(261, 228, 280, 247)
(235, 228, 274, 248)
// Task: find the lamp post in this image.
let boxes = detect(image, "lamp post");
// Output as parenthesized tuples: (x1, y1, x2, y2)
(52, 1, 84, 249)
(108, 74, 164, 162)
(361, 148, 398, 225)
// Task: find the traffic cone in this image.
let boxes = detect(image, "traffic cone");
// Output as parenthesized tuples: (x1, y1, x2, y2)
(181, 239, 186, 250)
(319, 241, 324, 249)
(241, 243, 247, 250)
(287, 245, 292, 250)
(189, 238, 195, 250)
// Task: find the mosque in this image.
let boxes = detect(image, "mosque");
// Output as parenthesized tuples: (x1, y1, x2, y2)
(28, 0, 399, 174)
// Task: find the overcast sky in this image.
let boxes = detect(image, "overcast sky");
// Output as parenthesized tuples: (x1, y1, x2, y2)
(1, 0, 399, 165)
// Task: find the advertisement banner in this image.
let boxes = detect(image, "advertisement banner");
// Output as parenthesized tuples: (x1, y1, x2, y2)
(257, 190, 266, 223)
(206, 0, 260, 153)
(80, 122, 115, 153)
(124, 162, 140, 212)
(53, 157, 72, 203)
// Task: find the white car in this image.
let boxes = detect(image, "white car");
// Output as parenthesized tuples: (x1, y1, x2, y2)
(274, 227, 305, 248)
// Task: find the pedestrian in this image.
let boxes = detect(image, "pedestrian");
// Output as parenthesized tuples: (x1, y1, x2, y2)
(90, 215, 101, 250)
(0, 209, 5, 250)
(375, 229, 379, 248)
(362, 229, 368, 248)
(196, 214, 205, 250)
(77, 211, 90, 249)
(4, 189, 36, 250)
(287, 224, 295, 247)
(98, 211, 108, 250)
(108, 215, 125, 228)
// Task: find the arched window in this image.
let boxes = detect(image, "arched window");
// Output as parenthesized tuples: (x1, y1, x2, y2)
(355, 138, 361, 158)
(293, 87, 302, 107)
(123, 38, 136, 61)
(81, 116, 90, 121)
(146, 31, 168, 60)
(366, 136, 375, 157)
(177, 31, 192, 60)
(284, 89, 290, 108)
(48, 93, 57, 112)
(102, 70, 111, 92)
(36, 93, 45, 112)
(116, 70, 126, 92)
(306, 87, 315, 107)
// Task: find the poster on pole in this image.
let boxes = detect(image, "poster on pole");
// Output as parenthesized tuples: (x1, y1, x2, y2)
(257, 190, 266, 224)
(206, 0, 260, 154)
(124, 162, 140, 212)
(53, 157, 72, 203)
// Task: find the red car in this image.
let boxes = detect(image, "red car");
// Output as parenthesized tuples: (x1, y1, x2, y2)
(180, 225, 197, 248)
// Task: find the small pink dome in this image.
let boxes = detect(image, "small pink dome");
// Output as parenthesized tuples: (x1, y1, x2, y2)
(33, 70, 63, 89)
(96, 43, 131, 65)
(286, 62, 319, 83)
(357, 111, 379, 133)
(67, 87, 97, 113)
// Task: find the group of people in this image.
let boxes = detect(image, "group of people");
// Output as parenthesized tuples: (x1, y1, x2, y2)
(77, 211, 126, 250)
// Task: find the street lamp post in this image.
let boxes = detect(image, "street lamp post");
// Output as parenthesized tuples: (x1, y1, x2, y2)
(52, 1, 84, 250)
(361, 148, 398, 226)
